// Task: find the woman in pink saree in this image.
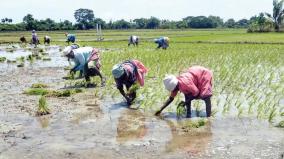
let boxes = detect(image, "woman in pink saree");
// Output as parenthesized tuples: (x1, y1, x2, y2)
(155, 66, 213, 118)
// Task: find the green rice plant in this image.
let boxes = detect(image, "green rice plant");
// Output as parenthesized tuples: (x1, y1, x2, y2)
(7, 59, 17, 63)
(31, 83, 48, 88)
(16, 56, 25, 63)
(47, 89, 84, 97)
(64, 66, 71, 70)
(176, 101, 186, 118)
(24, 88, 49, 96)
(36, 96, 50, 116)
(26, 54, 34, 63)
(268, 105, 277, 123)
(276, 121, 284, 128)
(238, 106, 244, 118)
(17, 63, 24, 67)
(0, 57, 6, 62)
(42, 57, 51, 61)
(127, 82, 139, 94)
(24, 88, 83, 97)
(181, 118, 208, 129)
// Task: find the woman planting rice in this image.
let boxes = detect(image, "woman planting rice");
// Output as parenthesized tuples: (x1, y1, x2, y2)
(112, 60, 148, 106)
(63, 46, 106, 87)
(154, 37, 170, 49)
(155, 66, 213, 118)
(128, 35, 139, 47)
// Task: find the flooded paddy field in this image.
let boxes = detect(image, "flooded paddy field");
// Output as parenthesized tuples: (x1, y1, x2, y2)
(0, 29, 284, 159)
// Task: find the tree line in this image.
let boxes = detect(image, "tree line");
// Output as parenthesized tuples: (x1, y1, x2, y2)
(0, 0, 283, 32)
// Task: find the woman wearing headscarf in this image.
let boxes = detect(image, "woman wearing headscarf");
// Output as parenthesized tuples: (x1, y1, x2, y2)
(65, 32, 76, 44)
(112, 60, 148, 105)
(155, 66, 213, 118)
(154, 37, 170, 49)
(128, 35, 139, 47)
(63, 45, 106, 87)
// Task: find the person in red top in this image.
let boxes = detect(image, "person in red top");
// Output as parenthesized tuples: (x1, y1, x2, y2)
(155, 66, 213, 118)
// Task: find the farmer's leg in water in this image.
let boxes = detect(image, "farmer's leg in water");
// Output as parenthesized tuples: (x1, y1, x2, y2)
(84, 64, 106, 87)
(203, 97, 212, 117)
(126, 85, 136, 103)
(185, 95, 194, 118)
(118, 86, 132, 105)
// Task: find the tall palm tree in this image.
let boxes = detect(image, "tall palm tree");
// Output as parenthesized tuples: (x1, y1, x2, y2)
(266, 0, 284, 32)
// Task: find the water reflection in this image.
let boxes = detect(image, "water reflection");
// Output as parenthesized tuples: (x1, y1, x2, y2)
(164, 118, 212, 155)
(36, 115, 50, 128)
(71, 102, 103, 124)
(116, 109, 148, 143)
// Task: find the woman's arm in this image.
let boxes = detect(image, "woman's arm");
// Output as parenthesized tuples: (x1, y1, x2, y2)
(155, 96, 174, 116)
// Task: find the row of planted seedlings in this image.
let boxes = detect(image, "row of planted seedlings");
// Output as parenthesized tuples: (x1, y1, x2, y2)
(0, 46, 52, 67)
(210, 44, 284, 127)
(24, 82, 85, 116)
(97, 42, 283, 127)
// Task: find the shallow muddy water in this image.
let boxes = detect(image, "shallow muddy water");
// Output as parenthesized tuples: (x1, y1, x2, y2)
(0, 45, 283, 159)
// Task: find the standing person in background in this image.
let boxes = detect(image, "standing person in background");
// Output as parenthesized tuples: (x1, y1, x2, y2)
(155, 66, 213, 118)
(65, 32, 76, 44)
(43, 36, 51, 45)
(128, 35, 139, 47)
(31, 30, 39, 48)
(112, 60, 148, 106)
(63, 46, 106, 87)
(154, 37, 170, 49)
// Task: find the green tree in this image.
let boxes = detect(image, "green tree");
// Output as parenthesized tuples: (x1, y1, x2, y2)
(176, 20, 188, 28)
(248, 13, 273, 32)
(74, 8, 95, 29)
(224, 19, 236, 28)
(236, 19, 249, 28)
(133, 18, 147, 29)
(266, 0, 284, 32)
(113, 19, 131, 29)
(23, 14, 37, 30)
(58, 20, 74, 30)
(208, 16, 224, 27)
(93, 18, 107, 29)
(188, 16, 216, 28)
(146, 17, 160, 29)
(1, 18, 12, 24)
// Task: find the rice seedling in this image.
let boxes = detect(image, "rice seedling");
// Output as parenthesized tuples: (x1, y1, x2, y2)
(26, 54, 34, 63)
(268, 105, 277, 123)
(276, 121, 284, 128)
(7, 59, 17, 63)
(17, 63, 24, 67)
(36, 96, 50, 116)
(176, 101, 186, 118)
(19, 56, 25, 62)
(31, 83, 48, 88)
(181, 118, 208, 129)
(64, 66, 72, 70)
(0, 57, 6, 62)
(24, 87, 84, 97)
(42, 57, 51, 61)
(39, 48, 44, 53)
(24, 88, 50, 96)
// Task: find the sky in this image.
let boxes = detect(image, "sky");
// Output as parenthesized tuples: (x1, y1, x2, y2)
(0, 0, 272, 23)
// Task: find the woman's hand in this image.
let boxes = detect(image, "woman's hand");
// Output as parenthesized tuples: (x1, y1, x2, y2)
(155, 110, 161, 116)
